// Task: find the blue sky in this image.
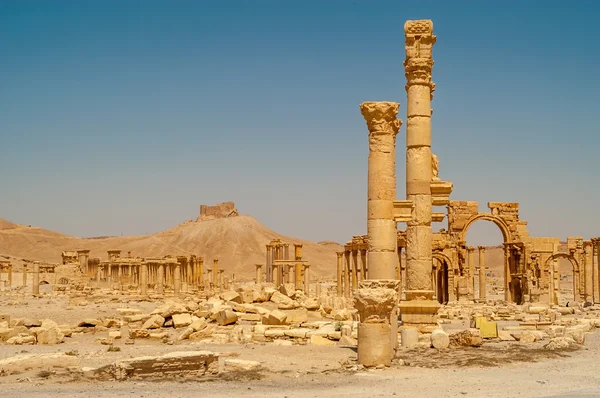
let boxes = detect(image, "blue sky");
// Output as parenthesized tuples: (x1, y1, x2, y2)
(1, 0, 599, 246)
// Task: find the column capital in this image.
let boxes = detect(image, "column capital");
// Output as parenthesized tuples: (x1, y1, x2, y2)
(336, 252, 344, 258)
(404, 20, 436, 93)
(477, 246, 486, 252)
(360, 102, 401, 135)
(466, 246, 476, 252)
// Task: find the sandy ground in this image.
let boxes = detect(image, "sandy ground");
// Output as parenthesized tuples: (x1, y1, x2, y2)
(1, 293, 600, 397)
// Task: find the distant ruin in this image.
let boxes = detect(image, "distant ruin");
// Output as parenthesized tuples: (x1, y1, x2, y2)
(197, 202, 239, 221)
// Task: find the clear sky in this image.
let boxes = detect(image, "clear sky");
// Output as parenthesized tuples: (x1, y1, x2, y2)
(1, 0, 599, 246)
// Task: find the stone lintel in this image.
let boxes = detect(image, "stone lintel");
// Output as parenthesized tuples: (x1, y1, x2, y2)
(431, 180, 453, 206)
(393, 200, 414, 223)
(431, 213, 445, 223)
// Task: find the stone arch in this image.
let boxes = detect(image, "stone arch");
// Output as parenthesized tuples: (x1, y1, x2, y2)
(544, 252, 579, 304)
(433, 252, 453, 269)
(58, 277, 69, 285)
(543, 252, 579, 271)
(459, 213, 513, 244)
(432, 252, 452, 304)
(39, 280, 49, 285)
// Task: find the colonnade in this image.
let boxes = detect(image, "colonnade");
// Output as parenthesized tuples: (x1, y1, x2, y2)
(263, 240, 311, 292)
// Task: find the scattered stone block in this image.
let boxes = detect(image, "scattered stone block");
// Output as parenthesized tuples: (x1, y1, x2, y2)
(172, 313, 193, 329)
(215, 310, 238, 326)
(221, 291, 242, 304)
(449, 328, 483, 347)
(400, 327, 419, 348)
(143, 314, 165, 330)
(262, 310, 287, 326)
(86, 351, 219, 380)
(223, 359, 261, 372)
(310, 334, 337, 346)
(0, 353, 78, 375)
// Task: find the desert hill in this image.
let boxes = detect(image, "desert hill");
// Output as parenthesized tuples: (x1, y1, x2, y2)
(0, 216, 343, 279)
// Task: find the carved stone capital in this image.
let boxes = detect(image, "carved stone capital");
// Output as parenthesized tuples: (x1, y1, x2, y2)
(353, 279, 400, 323)
(360, 102, 401, 135)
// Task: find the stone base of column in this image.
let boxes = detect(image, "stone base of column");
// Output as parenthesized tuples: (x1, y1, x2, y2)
(357, 322, 393, 367)
(399, 297, 440, 326)
(354, 279, 400, 368)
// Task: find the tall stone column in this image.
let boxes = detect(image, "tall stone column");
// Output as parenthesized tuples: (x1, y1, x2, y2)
(360, 249, 368, 279)
(213, 259, 219, 287)
(284, 243, 290, 260)
(592, 239, 599, 303)
(352, 250, 359, 291)
(336, 252, 343, 297)
(357, 101, 401, 367)
(295, 244, 303, 291)
(255, 264, 263, 284)
(303, 264, 310, 295)
(157, 264, 165, 295)
(478, 246, 486, 301)
(504, 244, 511, 302)
(467, 247, 476, 300)
(207, 269, 213, 289)
(344, 251, 351, 297)
(265, 245, 272, 283)
(399, 20, 439, 324)
(77, 250, 90, 277)
(22, 264, 27, 287)
(396, 247, 402, 281)
(7, 265, 12, 287)
(33, 262, 40, 295)
(174, 263, 181, 295)
(140, 263, 148, 295)
(272, 264, 280, 286)
(218, 270, 224, 291)
(361, 102, 400, 279)
(198, 257, 205, 289)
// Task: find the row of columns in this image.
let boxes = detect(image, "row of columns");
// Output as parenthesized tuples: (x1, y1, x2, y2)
(260, 243, 311, 293)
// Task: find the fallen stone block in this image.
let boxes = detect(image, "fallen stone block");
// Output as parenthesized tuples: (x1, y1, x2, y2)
(338, 335, 357, 346)
(401, 327, 419, 348)
(85, 351, 219, 380)
(78, 319, 101, 327)
(498, 331, 516, 341)
(0, 353, 79, 375)
(310, 334, 336, 346)
(449, 328, 483, 347)
(172, 313, 193, 329)
(6, 334, 36, 345)
(544, 337, 577, 350)
(143, 314, 165, 330)
(281, 308, 308, 324)
(223, 359, 261, 372)
(221, 291, 242, 304)
(262, 310, 288, 326)
(215, 310, 238, 326)
(270, 291, 295, 306)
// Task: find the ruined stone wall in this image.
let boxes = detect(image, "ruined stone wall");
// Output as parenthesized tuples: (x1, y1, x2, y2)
(197, 202, 239, 221)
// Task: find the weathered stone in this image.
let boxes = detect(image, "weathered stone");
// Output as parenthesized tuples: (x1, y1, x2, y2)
(0, 353, 78, 375)
(215, 310, 238, 326)
(338, 335, 358, 346)
(86, 351, 219, 380)
(270, 291, 295, 306)
(262, 310, 288, 326)
(544, 337, 577, 350)
(143, 314, 165, 330)
(281, 308, 308, 324)
(430, 329, 450, 349)
(449, 329, 483, 347)
(310, 335, 337, 346)
(401, 327, 419, 348)
(223, 359, 261, 372)
(129, 329, 150, 339)
(78, 318, 101, 327)
(221, 291, 242, 304)
(172, 313, 193, 329)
